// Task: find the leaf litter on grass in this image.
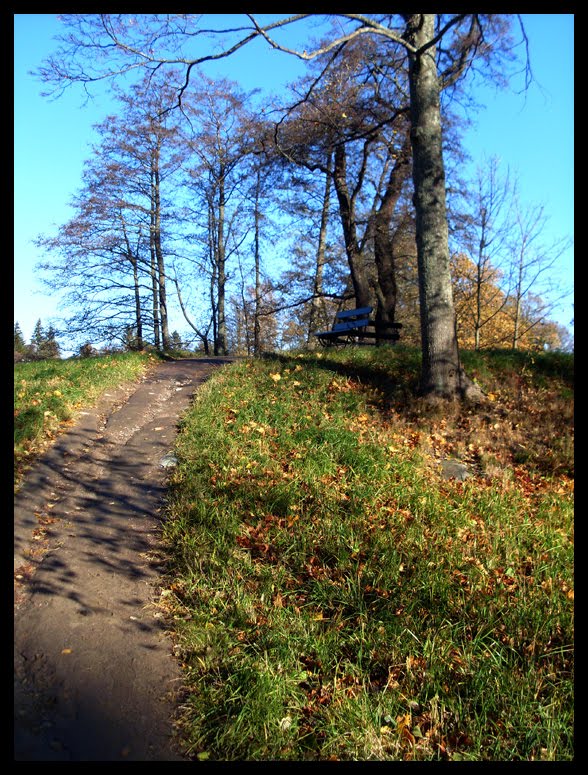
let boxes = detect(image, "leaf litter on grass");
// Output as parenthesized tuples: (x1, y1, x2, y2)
(161, 348, 573, 761)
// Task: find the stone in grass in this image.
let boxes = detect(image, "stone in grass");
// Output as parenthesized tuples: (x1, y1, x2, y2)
(160, 453, 178, 468)
(441, 458, 471, 481)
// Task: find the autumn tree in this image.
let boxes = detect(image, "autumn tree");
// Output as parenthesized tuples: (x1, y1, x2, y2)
(456, 156, 515, 349)
(452, 155, 572, 351)
(451, 252, 568, 352)
(451, 252, 508, 349)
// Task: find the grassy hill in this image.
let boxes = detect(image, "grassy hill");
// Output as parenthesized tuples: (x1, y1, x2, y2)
(13, 346, 574, 760)
(160, 346, 573, 761)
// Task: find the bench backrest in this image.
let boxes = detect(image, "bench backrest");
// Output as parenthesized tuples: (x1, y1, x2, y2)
(314, 305, 401, 340)
(332, 307, 372, 333)
(335, 306, 373, 320)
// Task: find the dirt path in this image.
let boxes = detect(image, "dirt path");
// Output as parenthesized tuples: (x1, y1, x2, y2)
(14, 357, 237, 761)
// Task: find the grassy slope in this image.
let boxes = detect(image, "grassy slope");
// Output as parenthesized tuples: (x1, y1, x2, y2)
(161, 347, 574, 761)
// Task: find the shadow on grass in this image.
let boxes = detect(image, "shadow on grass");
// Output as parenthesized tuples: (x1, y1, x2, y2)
(262, 346, 422, 407)
(460, 348, 574, 386)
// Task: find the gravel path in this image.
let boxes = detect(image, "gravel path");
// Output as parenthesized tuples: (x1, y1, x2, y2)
(14, 358, 237, 761)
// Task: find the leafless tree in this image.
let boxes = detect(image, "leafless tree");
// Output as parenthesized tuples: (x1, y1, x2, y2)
(508, 197, 572, 350)
(36, 12, 525, 398)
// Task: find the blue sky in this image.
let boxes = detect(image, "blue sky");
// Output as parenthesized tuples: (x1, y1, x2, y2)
(14, 13, 574, 351)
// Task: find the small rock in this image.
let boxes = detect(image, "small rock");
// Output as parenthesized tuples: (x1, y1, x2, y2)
(441, 459, 471, 481)
(159, 453, 178, 468)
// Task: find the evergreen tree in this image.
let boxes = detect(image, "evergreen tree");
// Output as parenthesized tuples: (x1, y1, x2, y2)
(170, 330, 183, 350)
(43, 325, 61, 359)
(28, 319, 61, 359)
(30, 319, 45, 357)
(14, 322, 26, 353)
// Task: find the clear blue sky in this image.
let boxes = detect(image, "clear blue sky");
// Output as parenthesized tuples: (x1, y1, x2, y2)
(14, 13, 574, 352)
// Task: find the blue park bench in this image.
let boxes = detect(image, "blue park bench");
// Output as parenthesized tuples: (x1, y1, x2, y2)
(314, 306, 402, 347)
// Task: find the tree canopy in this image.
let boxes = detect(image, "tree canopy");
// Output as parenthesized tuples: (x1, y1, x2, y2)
(32, 14, 572, 376)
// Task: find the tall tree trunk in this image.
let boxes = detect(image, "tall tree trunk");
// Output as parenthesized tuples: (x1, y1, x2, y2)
(253, 168, 262, 356)
(512, 258, 524, 350)
(308, 154, 332, 348)
(119, 213, 144, 350)
(332, 143, 371, 310)
(372, 131, 412, 342)
(151, 143, 169, 350)
(131, 256, 143, 350)
(404, 14, 474, 399)
(150, 239, 160, 350)
(475, 258, 483, 350)
(216, 165, 228, 355)
(209, 205, 219, 351)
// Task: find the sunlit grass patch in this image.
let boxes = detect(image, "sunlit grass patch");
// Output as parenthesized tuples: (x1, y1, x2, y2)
(161, 348, 573, 761)
(14, 351, 158, 487)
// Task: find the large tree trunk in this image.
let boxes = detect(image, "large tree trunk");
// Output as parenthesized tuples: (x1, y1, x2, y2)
(307, 154, 333, 348)
(332, 144, 371, 310)
(372, 131, 412, 342)
(404, 14, 475, 399)
(150, 240, 160, 350)
(151, 143, 169, 350)
(119, 213, 144, 350)
(253, 168, 262, 356)
(131, 256, 143, 350)
(215, 165, 228, 356)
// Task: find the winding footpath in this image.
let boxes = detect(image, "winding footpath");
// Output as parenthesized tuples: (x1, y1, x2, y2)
(14, 357, 237, 761)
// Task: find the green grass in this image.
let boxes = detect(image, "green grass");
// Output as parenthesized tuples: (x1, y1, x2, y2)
(14, 351, 159, 487)
(161, 347, 574, 761)
(14, 346, 572, 759)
